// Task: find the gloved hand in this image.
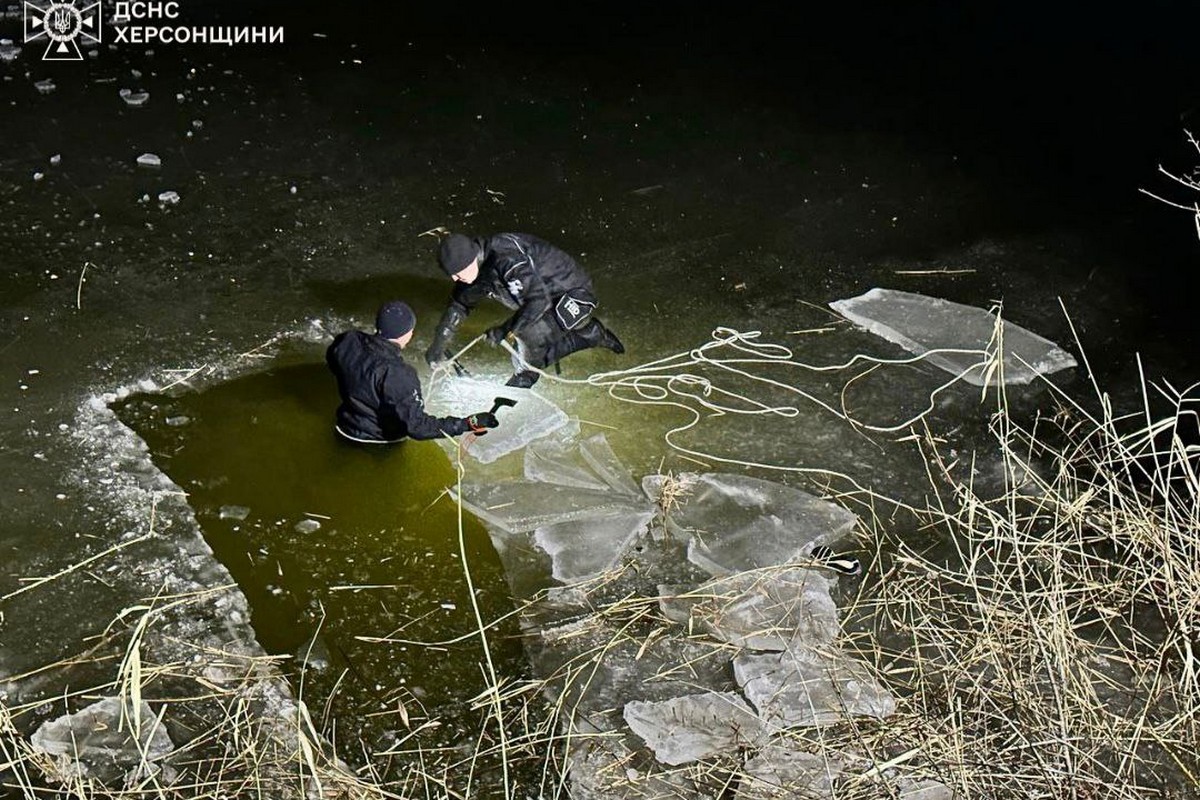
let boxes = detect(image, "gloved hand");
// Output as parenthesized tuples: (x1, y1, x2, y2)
(466, 412, 500, 435)
(425, 346, 450, 368)
(484, 326, 511, 347)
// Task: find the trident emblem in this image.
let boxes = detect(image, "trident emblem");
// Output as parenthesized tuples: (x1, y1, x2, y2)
(24, 1, 103, 61)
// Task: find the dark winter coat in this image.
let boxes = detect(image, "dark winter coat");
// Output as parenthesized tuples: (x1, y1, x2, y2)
(326, 330, 469, 442)
(449, 233, 596, 337)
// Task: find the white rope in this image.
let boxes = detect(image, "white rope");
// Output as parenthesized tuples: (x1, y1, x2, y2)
(435, 325, 1004, 483)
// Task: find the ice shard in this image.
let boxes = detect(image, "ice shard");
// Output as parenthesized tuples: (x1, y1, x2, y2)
(734, 649, 896, 727)
(624, 692, 767, 766)
(424, 374, 569, 463)
(31, 697, 175, 784)
(830, 287, 1077, 386)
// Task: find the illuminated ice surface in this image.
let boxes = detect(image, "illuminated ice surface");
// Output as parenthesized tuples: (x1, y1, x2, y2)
(456, 480, 649, 534)
(658, 566, 839, 651)
(579, 433, 642, 497)
(734, 649, 896, 727)
(830, 287, 1078, 386)
(524, 435, 611, 491)
(643, 473, 858, 576)
(424, 374, 569, 463)
(534, 510, 654, 583)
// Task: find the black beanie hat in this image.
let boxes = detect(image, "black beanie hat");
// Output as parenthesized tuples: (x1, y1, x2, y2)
(438, 234, 478, 276)
(376, 301, 416, 339)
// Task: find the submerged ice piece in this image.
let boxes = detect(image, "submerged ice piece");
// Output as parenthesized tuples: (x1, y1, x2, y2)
(424, 374, 569, 463)
(644, 473, 858, 576)
(734, 649, 896, 727)
(830, 287, 1077, 386)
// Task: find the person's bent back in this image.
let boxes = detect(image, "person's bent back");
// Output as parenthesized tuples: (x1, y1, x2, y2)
(326, 301, 498, 444)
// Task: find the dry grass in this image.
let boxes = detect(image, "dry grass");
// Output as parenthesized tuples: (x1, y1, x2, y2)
(4, 352, 1200, 799)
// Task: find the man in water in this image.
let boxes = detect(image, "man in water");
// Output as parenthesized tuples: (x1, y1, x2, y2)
(425, 232, 624, 388)
(327, 300, 500, 443)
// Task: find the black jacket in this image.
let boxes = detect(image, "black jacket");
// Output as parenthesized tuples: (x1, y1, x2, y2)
(326, 330, 469, 442)
(449, 233, 595, 336)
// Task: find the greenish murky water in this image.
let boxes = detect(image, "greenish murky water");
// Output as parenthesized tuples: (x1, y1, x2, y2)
(115, 359, 527, 762)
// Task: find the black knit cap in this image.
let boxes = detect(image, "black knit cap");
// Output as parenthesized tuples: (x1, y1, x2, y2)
(376, 300, 416, 339)
(438, 233, 478, 276)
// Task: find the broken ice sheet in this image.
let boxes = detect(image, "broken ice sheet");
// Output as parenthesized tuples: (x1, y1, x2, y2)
(830, 287, 1077, 386)
(535, 509, 653, 584)
(645, 473, 857, 576)
(579, 433, 641, 497)
(734, 648, 896, 727)
(524, 435, 610, 491)
(658, 565, 839, 651)
(624, 692, 767, 766)
(425, 374, 568, 463)
(455, 480, 648, 534)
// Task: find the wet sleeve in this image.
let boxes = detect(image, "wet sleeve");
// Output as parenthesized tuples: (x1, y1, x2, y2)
(382, 366, 469, 440)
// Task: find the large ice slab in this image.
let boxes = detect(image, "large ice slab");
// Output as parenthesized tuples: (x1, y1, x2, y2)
(425, 374, 569, 463)
(31, 696, 175, 784)
(658, 566, 839, 651)
(455, 480, 649, 534)
(644, 473, 858, 576)
(830, 287, 1077, 386)
(535, 510, 654, 583)
(734, 649, 896, 727)
(624, 692, 767, 766)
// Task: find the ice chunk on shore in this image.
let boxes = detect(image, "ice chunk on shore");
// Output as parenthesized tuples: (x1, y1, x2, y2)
(734, 649, 896, 727)
(31, 697, 174, 784)
(137, 152, 161, 168)
(658, 565, 839, 651)
(830, 287, 1077, 386)
(535, 510, 653, 583)
(426, 375, 568, 463)
(645, 473, 857, 576)
(624, 692, 766, 765)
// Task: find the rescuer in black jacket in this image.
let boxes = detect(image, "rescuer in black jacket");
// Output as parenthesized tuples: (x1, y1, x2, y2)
(425, 233, 624, 388)
(326, 301, 499, 443)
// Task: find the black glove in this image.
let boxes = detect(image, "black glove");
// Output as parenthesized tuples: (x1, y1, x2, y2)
(466, 412, 500, 435)
(485, 326, 509, 347)
(425, 346, 450, 367)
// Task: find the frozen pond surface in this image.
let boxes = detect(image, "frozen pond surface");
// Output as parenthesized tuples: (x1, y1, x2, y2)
(2, 3, 1199, 795)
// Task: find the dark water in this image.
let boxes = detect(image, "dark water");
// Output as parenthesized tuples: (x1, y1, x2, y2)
(3, 0, 1200, 783)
